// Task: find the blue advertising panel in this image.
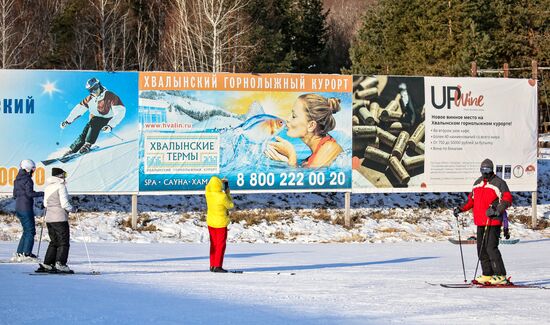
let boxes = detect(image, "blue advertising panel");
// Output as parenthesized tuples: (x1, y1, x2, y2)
(0, 70, 139, 193)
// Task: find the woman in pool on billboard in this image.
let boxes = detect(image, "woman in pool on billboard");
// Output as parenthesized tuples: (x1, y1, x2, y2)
(264, 93, 343, 168)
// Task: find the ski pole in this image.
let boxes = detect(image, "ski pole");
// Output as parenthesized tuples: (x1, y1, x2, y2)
(109, 131, 124, 142)
(36, 209, 46, 258)
(472, 218, 490, 281)
(455, 213, 467, 283)
(80, 219, 100, 275)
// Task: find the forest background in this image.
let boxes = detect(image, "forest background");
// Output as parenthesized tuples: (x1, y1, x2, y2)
(1, 0, 549, 124)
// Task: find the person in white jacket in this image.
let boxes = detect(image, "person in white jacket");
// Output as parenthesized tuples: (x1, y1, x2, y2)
(36, 167, 75, 274)
(60, 77, 126, 157)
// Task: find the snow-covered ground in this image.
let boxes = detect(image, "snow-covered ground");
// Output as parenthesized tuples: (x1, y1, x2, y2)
(1, 242, 549, 324)
(1, 151, 549, 323)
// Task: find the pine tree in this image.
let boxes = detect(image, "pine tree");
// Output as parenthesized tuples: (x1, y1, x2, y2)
(288, 0, 329, 73)
(350, 0, 549, 76)
(244, 0, 329, 73)
(244, 0, 294, 72)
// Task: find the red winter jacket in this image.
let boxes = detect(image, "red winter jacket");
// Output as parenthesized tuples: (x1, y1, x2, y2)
(460, 174, 512, 227)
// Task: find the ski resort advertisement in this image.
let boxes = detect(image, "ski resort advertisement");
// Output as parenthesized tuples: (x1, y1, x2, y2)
(0, 70, 139, 194)
(138, 72, 353, 192)
(352, 75, 538, 193)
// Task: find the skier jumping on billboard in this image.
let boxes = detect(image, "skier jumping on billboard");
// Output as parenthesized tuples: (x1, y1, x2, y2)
(60, 78, 126, 157)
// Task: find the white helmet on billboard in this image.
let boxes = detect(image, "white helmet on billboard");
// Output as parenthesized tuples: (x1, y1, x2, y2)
(20, 159, 36, 172)
(85, 77, 103, 95)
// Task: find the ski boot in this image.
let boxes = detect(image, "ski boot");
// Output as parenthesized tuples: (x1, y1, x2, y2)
(9, 253, 24, 262)
(487, 275, 510, 285)
(54, 262, 74, 274)
(62, 149, 76, 158)
(35, 263, 54, 273)
(78, 142, 92, 154)
(211, 267, 228, 273)
(472, 275, 492, 285)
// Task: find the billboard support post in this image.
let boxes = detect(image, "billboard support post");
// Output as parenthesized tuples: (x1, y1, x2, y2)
(345, 192, 351, 227)
(131, 194, 138, 229)
(532, 60, 538, 229)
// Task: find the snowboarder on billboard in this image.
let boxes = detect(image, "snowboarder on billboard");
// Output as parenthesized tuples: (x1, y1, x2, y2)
(35, 167, 75, 274)
(454, 158, 513, 285)
(60, 77, 126, 157)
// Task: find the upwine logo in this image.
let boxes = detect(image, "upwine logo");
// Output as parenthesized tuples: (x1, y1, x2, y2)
(431, 85, 484, 109)
(0, 97, 35, 114)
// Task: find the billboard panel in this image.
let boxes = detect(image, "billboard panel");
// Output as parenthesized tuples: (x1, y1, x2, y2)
(352, 75, 537, 192)
(0, 70, 139, 193)
(138, 73, 353, 193)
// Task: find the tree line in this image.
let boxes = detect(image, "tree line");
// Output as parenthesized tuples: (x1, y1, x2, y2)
(0, 0, 548, 76)
(0, 0, 338, 73)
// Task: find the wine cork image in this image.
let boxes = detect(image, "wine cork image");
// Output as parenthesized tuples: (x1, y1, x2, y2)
(352, 76, 425, 189)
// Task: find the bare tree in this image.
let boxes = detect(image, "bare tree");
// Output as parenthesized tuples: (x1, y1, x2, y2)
(0, 0, 32, 68)
(87, 0, 129, 70)
(161, 0, 251, 72)
(132, 0, 168, 71)
(69, 21, 91, 69)
(200, 0, 250, 72)
(135, 9, 155, 71)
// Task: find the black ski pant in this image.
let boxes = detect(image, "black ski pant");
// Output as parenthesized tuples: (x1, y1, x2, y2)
(70, 116, 110, 152)
(477, 225, 506, 276)
(44, 221, 70, 266)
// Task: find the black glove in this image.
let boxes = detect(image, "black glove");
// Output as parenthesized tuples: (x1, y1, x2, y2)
(222, 178, 229, 191)
(453, 207, 461, 218)
(503, 227, 510, 239)
(60, 120, 71, 129)
(485, 207, 498, 218)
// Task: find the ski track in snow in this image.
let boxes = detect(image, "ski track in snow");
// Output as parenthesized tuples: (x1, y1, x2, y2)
(1, 242, 549, 324)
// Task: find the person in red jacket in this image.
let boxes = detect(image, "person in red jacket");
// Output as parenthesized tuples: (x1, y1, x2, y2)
(454, 158, 512, 285)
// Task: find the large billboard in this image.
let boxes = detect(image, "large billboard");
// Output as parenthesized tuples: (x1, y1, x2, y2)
(352, 75, 538, 192)
(0, 71, 536, 195)
(138, 73, 352, 193)
(0, 70, 139, 194)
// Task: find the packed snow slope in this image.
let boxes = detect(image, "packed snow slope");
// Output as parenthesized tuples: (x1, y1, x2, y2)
(1, 242, 549, 324)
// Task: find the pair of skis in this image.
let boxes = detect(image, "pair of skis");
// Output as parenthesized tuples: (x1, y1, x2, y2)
(224, 270, 296, 275)
(29, 271, 100, 276)
(41, 145, 99, 166)
(427, 281, 548, 289)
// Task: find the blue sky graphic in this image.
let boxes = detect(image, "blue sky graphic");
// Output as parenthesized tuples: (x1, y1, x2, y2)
(0, 70, 138, 167)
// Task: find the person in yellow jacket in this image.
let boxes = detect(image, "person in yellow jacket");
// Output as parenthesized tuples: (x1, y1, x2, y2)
(205, 176, 234, 273)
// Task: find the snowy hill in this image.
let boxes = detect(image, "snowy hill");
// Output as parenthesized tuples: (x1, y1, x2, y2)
(140, 90, 242, 127)
(43, 126, 138, 193)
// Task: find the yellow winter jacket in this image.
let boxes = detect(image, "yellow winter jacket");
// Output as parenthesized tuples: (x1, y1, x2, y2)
(205, 176, 234, 228)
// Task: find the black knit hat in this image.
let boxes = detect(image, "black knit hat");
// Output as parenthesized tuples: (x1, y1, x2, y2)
(480, 158, 494, 170)
(52, 167, 66, 178)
